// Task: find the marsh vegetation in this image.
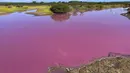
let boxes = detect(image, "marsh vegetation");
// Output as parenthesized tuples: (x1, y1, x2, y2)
(0, 1, 129, 16)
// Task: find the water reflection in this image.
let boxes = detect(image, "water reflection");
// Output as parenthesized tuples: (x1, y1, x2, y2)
(79, 12, 84, 16)
(72, 11, 78, 16)
(51, 11, 85, 22)
(121, 8, 130, 20)
(70, 10, 86, 16)
(121, 13, 130, 20)
(51, 13, 71, 22)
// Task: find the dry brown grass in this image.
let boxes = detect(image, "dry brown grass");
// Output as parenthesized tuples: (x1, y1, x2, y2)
(48, 57, 130, 73)
(78, 57, 130, 73)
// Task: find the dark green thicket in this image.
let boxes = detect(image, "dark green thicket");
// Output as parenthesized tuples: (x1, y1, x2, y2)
(50, 4, 71, 13)
(32, 1, 37, 4)
(7, 5, 12, 8)
(0, 2, 130, 6)
(40, 2, 44, 4)
(15, 5, 23, 7)
(127, 8, 130, 13)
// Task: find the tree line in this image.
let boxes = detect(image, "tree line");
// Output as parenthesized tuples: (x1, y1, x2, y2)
(0, 1, 130, 6)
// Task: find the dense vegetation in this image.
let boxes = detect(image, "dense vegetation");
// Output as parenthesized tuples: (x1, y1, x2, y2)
(127, 8, 130, 13)
(0, 1, 130, 6)
(50, 4, 71, 13)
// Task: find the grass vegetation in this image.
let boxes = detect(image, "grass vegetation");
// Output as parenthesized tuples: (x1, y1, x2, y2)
(80, 57, 130, 73)
(48, 56, 130, 73)
(0, 5, 28, 14)
(26, 5, 53, 15)
(0, 1, 129, 15)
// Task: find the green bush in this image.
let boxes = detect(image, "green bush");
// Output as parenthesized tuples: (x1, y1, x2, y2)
(127, 8, 130, 13)
(50, 4, 71, 13)
(16, 5, 23, 8)
(32, 1, 37, 4)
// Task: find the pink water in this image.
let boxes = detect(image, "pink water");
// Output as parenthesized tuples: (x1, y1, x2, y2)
(0, 8, 130, 73)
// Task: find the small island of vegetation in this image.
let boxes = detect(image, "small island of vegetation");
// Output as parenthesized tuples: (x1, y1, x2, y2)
(50, 4, 71, 13)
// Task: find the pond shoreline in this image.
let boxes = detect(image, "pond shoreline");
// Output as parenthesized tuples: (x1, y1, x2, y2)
(0, 3, 129, 16)
(48, 56, 130, 73)
(0, 6, 130, 73)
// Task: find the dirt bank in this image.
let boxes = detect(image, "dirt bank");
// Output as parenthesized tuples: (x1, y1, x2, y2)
(48, 56, 130, 73)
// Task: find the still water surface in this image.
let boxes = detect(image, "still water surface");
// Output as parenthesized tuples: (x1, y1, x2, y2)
(0, 8, 130, 73)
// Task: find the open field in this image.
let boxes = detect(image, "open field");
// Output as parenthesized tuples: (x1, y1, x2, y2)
(26, 5, 53, 15)
(0, 5, 52, 15)
(0, 5, 28, 14)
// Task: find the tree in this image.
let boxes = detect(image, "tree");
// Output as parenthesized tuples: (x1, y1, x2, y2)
(127, 8, 130, 13)
(58, 1, 62, 3)
(40, 1, 44, 4)
(32, 1, 37, 4)
(50, 4, 71, 13)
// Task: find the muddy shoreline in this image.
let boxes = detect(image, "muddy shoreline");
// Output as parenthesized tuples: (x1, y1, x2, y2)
(26, 12, 48, 16)
(0, 12, 11, 16)
(48, 53, 130, 73)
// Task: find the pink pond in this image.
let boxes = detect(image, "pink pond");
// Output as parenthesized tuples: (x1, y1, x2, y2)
(0, 8, 130, 73)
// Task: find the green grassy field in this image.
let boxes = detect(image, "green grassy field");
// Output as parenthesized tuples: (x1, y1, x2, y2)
(25, 5, 53, 16)
(0, 5, 52, 15)
(0, 6, 28, 13)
